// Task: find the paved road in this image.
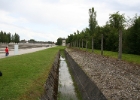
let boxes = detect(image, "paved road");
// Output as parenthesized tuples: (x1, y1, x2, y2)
(0, 46, 54, 59)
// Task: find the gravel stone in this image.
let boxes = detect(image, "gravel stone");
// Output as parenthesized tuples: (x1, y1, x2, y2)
(66, 48, 140, 100)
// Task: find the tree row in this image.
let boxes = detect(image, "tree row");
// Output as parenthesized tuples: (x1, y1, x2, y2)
(0, 31, 20, 43)
(66, 7, 140, 57)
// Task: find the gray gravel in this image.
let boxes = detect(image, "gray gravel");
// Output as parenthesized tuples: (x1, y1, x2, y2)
(66, 48, 140, 100)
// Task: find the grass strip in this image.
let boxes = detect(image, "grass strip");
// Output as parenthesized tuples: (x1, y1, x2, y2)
(94, 49, 140, 65)
(0, 46, 65, 100)
(74, 47, 140, 65)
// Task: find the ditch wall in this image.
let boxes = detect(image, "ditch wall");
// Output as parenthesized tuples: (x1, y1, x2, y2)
(65, 50, 107, 100)
(40, 52, 60, 100)
(41, 50, 107, 100)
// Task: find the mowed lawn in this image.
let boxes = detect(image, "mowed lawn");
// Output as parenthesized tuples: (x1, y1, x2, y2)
(0, 46, 65, 100)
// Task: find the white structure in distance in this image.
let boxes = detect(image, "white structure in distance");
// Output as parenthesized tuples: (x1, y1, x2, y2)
(62, 39, 66, 46)
(14, 44, 18, 55)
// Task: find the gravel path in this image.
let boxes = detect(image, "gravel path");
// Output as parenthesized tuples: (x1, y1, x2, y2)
(66, 48, 140, 100)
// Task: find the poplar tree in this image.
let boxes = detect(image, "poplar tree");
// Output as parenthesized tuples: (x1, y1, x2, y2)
(89, 7, 97, 52)
(109, 11, 125, 59)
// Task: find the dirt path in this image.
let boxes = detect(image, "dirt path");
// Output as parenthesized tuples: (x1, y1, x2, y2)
(66, 48, 140, 100)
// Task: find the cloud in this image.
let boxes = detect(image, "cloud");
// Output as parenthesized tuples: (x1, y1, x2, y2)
(0, 0, 140, 42)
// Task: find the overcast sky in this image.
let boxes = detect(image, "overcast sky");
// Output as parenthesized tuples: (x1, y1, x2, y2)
(0, 0, 140, 42)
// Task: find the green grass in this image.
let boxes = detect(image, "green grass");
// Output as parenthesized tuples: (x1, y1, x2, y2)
(94, 49, 140, 65)
(75, 47, 140, 65)
(122, 54, 140, 65)
(0, 46, 139, 99)
(0, 46, 65, 100)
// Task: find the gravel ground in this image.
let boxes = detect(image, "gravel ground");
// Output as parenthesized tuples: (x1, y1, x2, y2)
(66, 48, 140, 100)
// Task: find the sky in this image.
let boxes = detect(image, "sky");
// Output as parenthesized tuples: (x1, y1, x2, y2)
(0, 0, 140, 42)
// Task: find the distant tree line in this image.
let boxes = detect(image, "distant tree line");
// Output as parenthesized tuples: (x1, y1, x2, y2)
(66, 7, 140, 57)
(0, 31, 20, 43)
(25, 39, 54, 44)
(56, 38, 63, 45)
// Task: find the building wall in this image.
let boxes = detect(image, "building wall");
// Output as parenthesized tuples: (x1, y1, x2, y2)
(62, 39, 66, 46)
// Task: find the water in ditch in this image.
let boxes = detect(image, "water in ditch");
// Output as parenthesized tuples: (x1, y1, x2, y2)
(57, 56, 79, 100)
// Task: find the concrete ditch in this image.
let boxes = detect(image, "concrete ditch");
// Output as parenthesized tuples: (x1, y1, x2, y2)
(65, 50, 107, 100)
(40, 52, 60, 100)
(41, 50, 107, 100)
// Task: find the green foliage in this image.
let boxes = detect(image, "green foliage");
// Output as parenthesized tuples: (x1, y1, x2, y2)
(0, 31, 20, 43)
(28, 39, 36, 43)
(56, 37, 63, 45)
(89, 7, 97, 35)
(14, 33, 20, 43)
(66, 7, 140, 55)
(124, 16, 140, 55)
(103, 26, 119, 51)
(66, 34, 74, 44)
(7, 32, 11, 43)
(109, 11, 126, 30)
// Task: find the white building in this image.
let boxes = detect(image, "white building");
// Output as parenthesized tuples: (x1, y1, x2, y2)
(62, 39, 66, 46)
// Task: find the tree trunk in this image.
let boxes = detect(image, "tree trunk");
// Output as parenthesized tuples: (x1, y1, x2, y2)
(118, 29, 122, 59)
(82, 39, 83, 49)
(72, 42, 73, 47)
(79, 40, 80, 49)
(86, 40, 88, 51)
(92, 37, 94, 52)
(73, 42, 74, 47)
(76, 40, 77, 47)
(101, 34, 103, 55)
(77, 40, 78, 48)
